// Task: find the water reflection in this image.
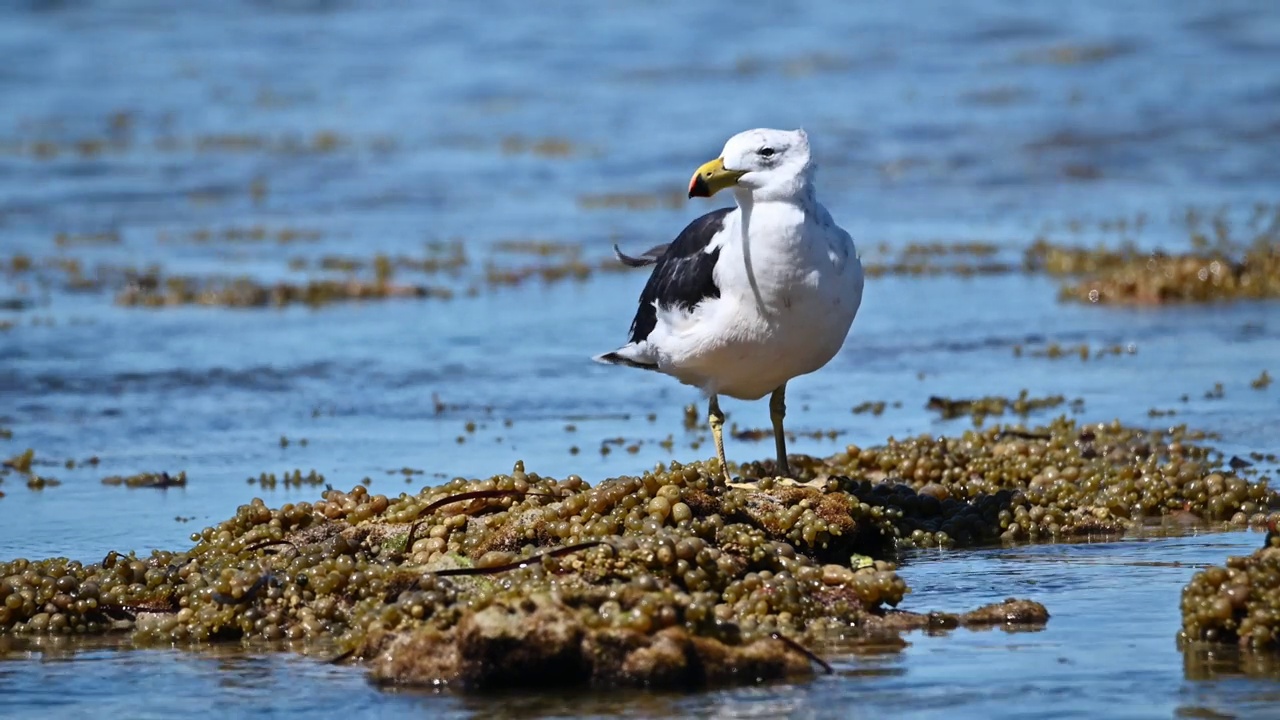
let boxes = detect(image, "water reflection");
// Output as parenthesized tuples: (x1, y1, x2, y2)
(1183, 644, 1280, 682)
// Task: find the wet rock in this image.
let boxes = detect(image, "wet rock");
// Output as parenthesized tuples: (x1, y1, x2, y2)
(880, 598, 1050, 632)
(366, 595, 815, 690)
(958, 598, 1051, 626)
(455, 594, 586, 688)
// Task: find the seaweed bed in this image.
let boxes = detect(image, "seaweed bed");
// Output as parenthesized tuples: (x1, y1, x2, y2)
(2, 416, 1276, 691)
(1027, 231, 1280, 306)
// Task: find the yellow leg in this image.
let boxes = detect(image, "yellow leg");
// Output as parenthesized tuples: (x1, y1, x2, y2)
(708, 395, 731, 484)
(770, 383, 790, 478)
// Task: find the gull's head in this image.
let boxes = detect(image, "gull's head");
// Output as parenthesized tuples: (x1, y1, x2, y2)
(688, 128, 813, 202)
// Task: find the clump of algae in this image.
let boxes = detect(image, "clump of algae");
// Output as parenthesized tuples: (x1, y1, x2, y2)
(1181, 531, 1280, 651)
(925, 390, 1076, 424)
(0, 464, 925, 689)
(1026, 227, 1280, 306)
(3, 415, 1273, 691)
(115, 273, 453, 308)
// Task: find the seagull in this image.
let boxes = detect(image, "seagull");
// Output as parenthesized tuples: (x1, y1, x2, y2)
(595, 128, 864, 483)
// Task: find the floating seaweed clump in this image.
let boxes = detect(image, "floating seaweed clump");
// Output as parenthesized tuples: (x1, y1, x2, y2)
(1012, 342, 1137, 361)
(159, 226, 322, 245)
(115, 273, 453, 308)
(861, 241, 1015, 278)
(480, 253, 635, 288)
(248, 469, 325, 489)
(1026, 238, 1280, 305)
(925, 390, 1079, 424)
(577, 190, 686, 211)
(2, 448, 61, 490)
(851, 400, 894, 416)
(101, 471, 186, 488)
(3, 448, 34, 473)
(294, 246, 469, 277)
(54, 231, 121, 247)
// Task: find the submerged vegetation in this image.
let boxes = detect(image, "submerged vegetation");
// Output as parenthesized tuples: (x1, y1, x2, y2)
(100, 472, 187, 489)
(925, 390, 1080, 424)
(114, 273, 453, 309)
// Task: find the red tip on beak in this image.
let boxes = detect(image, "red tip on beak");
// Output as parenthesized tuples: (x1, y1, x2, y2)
(688, 174, 711, 198)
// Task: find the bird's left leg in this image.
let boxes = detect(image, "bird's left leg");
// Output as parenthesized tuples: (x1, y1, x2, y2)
(708, 394, 732, 485)
(770, 383, 790, 478)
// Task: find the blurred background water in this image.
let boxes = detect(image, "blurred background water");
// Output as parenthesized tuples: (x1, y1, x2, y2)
(1, 0, 1279, 716)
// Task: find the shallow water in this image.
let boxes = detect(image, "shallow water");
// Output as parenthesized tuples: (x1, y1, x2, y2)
(2, 0, 1279, 716)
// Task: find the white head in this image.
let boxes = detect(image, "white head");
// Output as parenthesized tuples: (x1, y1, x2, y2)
(688, 128, 814, 203)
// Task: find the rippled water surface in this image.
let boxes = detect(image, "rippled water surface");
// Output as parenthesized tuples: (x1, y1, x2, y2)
(2, 0, 1279, 717)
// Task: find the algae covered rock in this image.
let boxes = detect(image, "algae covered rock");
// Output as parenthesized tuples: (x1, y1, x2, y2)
(2, 414, 1272, 691)
(0, 461, 917, 689)
(821, 417, 1277, 547)
(363, 593, 815, 690)
(1180, 532, 1280, 650)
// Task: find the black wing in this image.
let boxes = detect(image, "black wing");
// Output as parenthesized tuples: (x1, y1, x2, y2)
(627, 207, 733, 344)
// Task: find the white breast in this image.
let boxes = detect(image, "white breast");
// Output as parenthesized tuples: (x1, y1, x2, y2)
(651, 201, 864, 400)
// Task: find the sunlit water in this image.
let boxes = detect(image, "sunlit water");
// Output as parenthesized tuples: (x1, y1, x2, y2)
(2, 0, 1279, 716)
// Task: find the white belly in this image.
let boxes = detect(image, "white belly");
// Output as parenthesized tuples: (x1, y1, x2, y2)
(651, 229, 863, 400)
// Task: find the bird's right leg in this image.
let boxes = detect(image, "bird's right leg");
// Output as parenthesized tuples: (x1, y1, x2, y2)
(769, 383, 790, 478)
(708, 394, 731, 485)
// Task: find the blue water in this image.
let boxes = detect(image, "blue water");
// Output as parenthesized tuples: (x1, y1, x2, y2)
(2, 0, 1279, 716)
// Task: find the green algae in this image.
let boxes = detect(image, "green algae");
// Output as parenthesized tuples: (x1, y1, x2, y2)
(1013, 342, 1138, 361)
(851, 401, 897, 416)
(499, 135, 583, 158)
(101, 472, 187, 489)
(577, 190, 687, 211)
(861, 240, 1015, 278)
(248, 469, 326, 489)
(3, 449, 34, 473)
(925, 390, 1080, 424)
(53, 232, 121, 248)
(115, 274, 453, 309)
(158, 226, 323, 245)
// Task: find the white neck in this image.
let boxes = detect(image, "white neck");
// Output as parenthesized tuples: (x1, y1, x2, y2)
(734, 181, 815, 214)
(736, 166, 816, 207)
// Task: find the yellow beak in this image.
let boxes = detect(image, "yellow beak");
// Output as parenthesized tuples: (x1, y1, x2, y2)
(688, 157, 746, 198)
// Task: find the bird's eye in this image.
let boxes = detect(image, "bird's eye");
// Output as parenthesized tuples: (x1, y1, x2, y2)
(759, 147, 776, 157)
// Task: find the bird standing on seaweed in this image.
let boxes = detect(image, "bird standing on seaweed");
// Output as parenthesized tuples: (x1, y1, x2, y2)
(597, 128, 864, 483)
